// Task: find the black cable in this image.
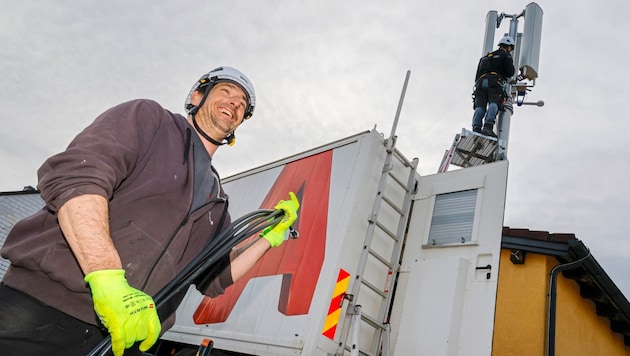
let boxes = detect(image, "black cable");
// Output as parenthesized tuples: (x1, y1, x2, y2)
(153, 210, 282, 307)
(87, 209, 283, 356)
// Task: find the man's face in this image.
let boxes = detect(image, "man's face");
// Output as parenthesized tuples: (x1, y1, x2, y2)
(191, 82, 248, 141)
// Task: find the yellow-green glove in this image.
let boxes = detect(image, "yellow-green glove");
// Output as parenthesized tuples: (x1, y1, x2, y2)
(261, 192, 300, 247)
(84, 269, 161, 356)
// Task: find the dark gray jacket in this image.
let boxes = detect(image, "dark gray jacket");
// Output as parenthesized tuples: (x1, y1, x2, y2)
(1, 99, 232, 326)
(474, 48, 515, 85)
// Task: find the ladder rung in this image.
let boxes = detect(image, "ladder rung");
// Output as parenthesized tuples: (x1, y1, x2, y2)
(387, 171, 409, 191)
(381, 195, 404, 216)
(368, 248, 393, 269)
(393, 148, 415, 168)
(361, 312, 387, 331)
(362, 278, 387, 298)
(375, 220, 399, 241)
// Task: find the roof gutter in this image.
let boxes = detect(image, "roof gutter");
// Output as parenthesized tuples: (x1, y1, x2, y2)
(546, 250, 592, 356)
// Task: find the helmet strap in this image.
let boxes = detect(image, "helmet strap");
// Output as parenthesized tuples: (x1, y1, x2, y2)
(188, 80, 212, 116)
(191, 113, 231, 146)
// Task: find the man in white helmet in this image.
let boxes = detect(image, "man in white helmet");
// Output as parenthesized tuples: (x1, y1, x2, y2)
(471, 35, 516, 137)
(0, 66, 299, 356)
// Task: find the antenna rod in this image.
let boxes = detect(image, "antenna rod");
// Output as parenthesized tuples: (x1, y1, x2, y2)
(388, 70, 411, 141)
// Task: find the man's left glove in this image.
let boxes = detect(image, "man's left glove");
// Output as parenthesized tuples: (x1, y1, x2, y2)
(261, 192, 300, 247)
(84, 269, 161, 356)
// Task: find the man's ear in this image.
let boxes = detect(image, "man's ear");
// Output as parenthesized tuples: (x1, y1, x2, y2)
(189, 90, 203, 106)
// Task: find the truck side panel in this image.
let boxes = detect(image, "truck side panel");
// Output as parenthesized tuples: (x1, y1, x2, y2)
(164, 130, 395, 355)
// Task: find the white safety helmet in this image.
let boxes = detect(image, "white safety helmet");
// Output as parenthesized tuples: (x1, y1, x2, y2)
(497, 36, 515, 47)
(185, 66, 256, 121)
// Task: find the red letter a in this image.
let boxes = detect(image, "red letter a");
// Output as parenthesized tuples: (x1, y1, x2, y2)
(193, 150, 331, 324)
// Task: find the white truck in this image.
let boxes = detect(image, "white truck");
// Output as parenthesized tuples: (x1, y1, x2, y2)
(158, 126, 509, 356)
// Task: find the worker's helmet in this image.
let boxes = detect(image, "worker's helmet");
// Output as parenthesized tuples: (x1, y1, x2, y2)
(185, 66, 256, 121)
(497, 36, 515, 47)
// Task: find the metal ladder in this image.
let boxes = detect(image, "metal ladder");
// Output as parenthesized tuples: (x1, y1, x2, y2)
(438, 128, 501, 173)
(335, 71, 418, 356)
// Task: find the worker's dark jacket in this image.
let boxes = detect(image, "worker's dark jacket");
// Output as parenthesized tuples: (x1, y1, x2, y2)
(1, 99, 233, 327)
(474, 48, 515, 87)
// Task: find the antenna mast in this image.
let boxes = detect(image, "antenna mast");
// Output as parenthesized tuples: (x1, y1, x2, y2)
(438, 3, 543, 172)
(491, 2, 544, 159)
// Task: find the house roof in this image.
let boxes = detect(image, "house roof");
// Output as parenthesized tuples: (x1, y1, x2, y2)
(0, 188, 45, 280)
(502, 227, 630, 346)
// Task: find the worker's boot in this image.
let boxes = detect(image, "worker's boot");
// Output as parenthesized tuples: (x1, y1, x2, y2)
(473, 126, 482, 134)
(481, 124, 497, 138)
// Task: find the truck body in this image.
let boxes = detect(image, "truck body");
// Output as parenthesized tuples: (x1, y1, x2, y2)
(163, 128, 509, 355)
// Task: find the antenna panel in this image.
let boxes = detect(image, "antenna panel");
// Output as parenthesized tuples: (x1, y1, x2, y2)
(518, 3, 543, 80)
(482, 11, 498, 55)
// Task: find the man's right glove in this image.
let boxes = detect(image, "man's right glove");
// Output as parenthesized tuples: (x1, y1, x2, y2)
(84, 269, 161, 356)
(261, 192, 300, 247)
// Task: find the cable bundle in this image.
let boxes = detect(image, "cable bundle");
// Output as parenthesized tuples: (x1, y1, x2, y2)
(88, 209, 284, 356)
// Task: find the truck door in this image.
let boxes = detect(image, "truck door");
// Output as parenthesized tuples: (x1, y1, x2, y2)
(389, 160, 508, 356)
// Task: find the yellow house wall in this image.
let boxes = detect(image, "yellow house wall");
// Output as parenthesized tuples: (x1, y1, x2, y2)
(492, 249, 629, 355)
(493, 250, 549, 355)
(555, 272, 628, 355)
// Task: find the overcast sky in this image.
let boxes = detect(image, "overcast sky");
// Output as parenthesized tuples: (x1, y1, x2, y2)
(2, 1, 629, 298)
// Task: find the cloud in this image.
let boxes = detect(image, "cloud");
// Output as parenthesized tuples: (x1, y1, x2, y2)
(1, 0, 629, 299)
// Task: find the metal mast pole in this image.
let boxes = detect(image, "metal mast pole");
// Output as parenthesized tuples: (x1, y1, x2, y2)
(495, 12, 522, 160)
(387, 70, 411, 142)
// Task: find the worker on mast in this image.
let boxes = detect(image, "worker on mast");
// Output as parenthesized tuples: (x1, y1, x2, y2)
(471, 35, 516, 138)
